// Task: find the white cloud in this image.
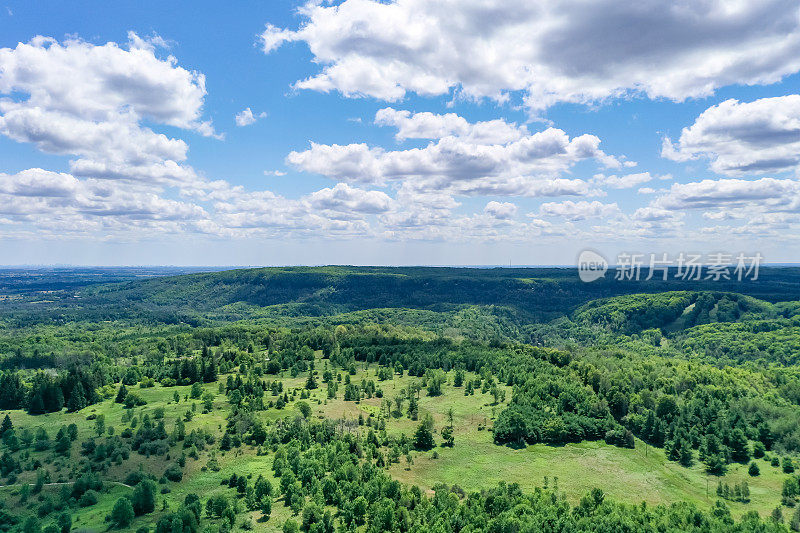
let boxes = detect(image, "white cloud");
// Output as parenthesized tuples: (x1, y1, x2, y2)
(0, 34, 213, 133)
(484, 201, 517, 219)
(662, 95, 800, 175)
(260, 23, 298, 53)
(591, 172, 659, 189)
(264, 170, 287, 176)
(0, 34, 216, 187)
(632, 206, 682, 222)
(0, 169, 207, 223)
(126, 32, 170, 52)
(375, 107, 526, 144)
(538, 200, 620, 221)
(0, 168, 80, 198)
(288, 111, 621, 198)
(235, 107, 266, 127)
(654, 178, 800, 211)
(306, 183, 394, 215)
(262, 0, 800, 111)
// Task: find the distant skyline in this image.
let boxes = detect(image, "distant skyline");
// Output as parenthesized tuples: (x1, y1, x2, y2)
(2, 1, 800, 266)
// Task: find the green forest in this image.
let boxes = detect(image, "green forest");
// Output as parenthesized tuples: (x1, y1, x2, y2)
(1, 266, 800, 532)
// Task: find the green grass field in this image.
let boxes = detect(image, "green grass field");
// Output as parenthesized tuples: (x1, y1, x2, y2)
(0, 355, 794, 532)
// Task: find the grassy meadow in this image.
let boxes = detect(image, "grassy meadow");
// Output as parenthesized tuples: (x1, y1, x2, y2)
(2, 352, 792, 532)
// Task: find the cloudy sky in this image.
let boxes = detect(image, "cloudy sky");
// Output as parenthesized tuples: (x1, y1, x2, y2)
(1, 0, 800, 266)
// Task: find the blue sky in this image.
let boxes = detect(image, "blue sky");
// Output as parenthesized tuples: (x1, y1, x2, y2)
(1, 0, 800, 265)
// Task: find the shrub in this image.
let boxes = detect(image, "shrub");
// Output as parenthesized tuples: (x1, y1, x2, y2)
(296, 401, 311, 418)
(163, 464, 183, 482)
(79, 490, 99, 507)
(124, 393, 147, 409)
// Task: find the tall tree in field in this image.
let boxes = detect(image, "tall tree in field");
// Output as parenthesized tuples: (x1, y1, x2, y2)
(110, 497, 134, 528)
(414, 415, 435, 451)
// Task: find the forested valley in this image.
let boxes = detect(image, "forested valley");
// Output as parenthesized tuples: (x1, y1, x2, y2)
(1, 266, 799, 532)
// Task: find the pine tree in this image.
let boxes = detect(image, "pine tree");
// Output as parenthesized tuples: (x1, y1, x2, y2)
(408, 394, 419, 420)
(413, 417, 435, 451)
(131, 480, 157, 516)
(740, 481, 750, 503)
(56, 513, 71, 533)
(260, 495, 272, 520)
(790, 507, 800, 532)
(305, 370, 317, 390)
(28, 392, 45, 415)
(110, 497, 135, 528)
(67, 382, 87, 412)
(679, 439, 694, 467)
(728, 429, 750, 463)
(666, 438, 681, 462)
(0, 414, 12, 436)
(441, 426, 454, 447)
(115, 384, 128, 404)
(203, 358, 218, 383)
(642, 411, 655, 442)
(705, 453, 727, 475)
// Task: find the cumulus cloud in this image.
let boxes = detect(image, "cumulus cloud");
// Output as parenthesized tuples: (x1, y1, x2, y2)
(654, 178, 800, 211)
(288, 110, 621, 198)
(590, 172, 662, 189)
(306, 183, 394, 215)
(0, 35, 240, 239)
(0, 169, 207, 223)
(0, 34, 216, 187)
(0, 34, 213, 133)
(375, 108, 526, 144)
(0, 33, 618, 244)
(261, 0, 800, 111)
(538, 200, 621, 221)
(235, 107, 266, 127)
(662, 95, 800, 175)
(484, 201, 517, 219)
(641, 177, 800, 236)
(632, 206, 682, 222)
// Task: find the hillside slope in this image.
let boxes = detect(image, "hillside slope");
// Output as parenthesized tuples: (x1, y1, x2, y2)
(75, 266, 800, 322)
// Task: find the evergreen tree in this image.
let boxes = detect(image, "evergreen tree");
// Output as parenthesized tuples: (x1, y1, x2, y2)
(441, 426, 454, 447)
(305, 369, 317, 390)
(67, 382, 87, 412)
(94, 414, 105, 437)
(679, 439, 694, 467)
(728, 429, 750, 463)
(110, 497, 135, 528)
(0, 414, 12, 436)
(203, 358, 218, 383)
(115, 384, 129, 404)
(790, 507, 800, 532)
(131, 480, 157, 516)
(260, 494, 272, 520)
(56, 513, 71, 533)
(414, 416, 435, 451)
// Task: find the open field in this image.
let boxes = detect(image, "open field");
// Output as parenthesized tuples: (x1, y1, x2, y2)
(2, 354, 793, 532)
